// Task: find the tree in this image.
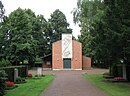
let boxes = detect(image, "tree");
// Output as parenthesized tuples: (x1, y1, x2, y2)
(0, 70, 7, 96)
(32, 15, 48, 56)
(73, 0, 105, 64)
(0, 1, 5, 22)
(49, 9, 72, 42)
(0, 1, 5, 54)
(103, 0, 130, 65)
(0, 1, 9, 67)
(73, 0, 130, 68)
(4, 8, 38, 66)
(1, 8, 52, 66)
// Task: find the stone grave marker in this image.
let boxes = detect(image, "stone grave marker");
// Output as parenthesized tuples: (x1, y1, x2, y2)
(37, 67, 42, 76)
(14, 68, 18, 82)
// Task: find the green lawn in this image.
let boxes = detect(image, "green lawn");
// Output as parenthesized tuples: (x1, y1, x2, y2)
(83, 74, 130, 96)
(5, 74, 54, 96)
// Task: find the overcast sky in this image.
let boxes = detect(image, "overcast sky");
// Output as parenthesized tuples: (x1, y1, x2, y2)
(1, 0, 81, 38)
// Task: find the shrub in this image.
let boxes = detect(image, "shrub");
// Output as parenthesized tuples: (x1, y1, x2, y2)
(5, 81, 18, 90)
(114, 77, 125, 81)
(0, 70, 7, 96)
(16, 77, 26, 84)
(0, 59, 11, 67)
(35, 57, 42, 64)
(5, 81, 14, 87)
(0, 66, 28, 82)
(27, 73, 32, 78)
(41, 74, 46, 77)
(35, 75, 38, 77)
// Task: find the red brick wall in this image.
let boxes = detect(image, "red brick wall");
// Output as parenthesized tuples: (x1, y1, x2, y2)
(42, 64, 52, 68)
(82, 56, 91, 69)
(52, 40, 63, 70)
(52, 40, 82, 70)
(71, 41, 82, 70)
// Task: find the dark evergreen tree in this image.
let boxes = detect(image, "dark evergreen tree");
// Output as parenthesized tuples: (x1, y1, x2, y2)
(0, 1, 5, 22)
(49, 9, 72, 42)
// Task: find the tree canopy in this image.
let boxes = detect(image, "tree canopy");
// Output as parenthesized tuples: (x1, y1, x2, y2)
(49, 9, 72, 42)
(73, 0, 130, 67)
(0, 1, 5, 22)
(0, 2, 73, 67)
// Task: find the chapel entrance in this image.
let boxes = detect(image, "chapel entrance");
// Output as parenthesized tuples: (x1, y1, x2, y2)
(63, 58, 71, 69)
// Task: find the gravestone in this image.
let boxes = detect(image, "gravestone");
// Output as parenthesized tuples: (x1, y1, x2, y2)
(14, 68, 18, 82)
(122, 64, 126, 79)
(37, 68, 42, 76)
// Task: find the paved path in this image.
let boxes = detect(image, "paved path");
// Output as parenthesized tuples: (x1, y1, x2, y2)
(39, 69, 109, 96)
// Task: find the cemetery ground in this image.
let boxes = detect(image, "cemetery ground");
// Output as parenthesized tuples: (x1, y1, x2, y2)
(4, 68, 130, 96)
(83, 74, 130, 96)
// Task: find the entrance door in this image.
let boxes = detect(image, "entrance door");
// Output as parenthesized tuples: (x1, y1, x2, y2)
(63, 59, 71, 69)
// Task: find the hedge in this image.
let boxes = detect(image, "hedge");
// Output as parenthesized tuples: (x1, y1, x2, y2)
(0, 66, 28, 82)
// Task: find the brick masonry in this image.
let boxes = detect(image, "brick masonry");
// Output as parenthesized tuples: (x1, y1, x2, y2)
(71, 40, 82, 70)
(82, 56, 91, 69)
(52, 40, 63, 69)
(52, 40, 91, 70)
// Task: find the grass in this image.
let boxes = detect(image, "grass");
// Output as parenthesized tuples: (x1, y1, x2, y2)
(83, 74, 130, 96)
(5, 74, 55, 96)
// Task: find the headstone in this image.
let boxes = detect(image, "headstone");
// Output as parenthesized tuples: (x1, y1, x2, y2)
(122, 64, 126, 79)
(37, 68, 42, 76)
(24, 65, 28, 77)
(14, 68, 18, 82)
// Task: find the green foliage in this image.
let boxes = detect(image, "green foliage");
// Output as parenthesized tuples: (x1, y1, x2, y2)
(0, 59, 11, 67)
(92, 0, 130, 65)
(23, 60, 28, 64)
(0, 66, 28, 81)
(49, 9, 72, 42)
(110, 64, 123, 77)
(0, 8, 47, 66)
(73, 0, 105, 57)
(0, 70, 7, 96)
(39, 9, 73, 54)
(73, 0, 130, 67)
(0, 1, 5, 21)
(16, 77, 26, 84)
(33, 15, 48, 56)
(6, 8, 38, 65)
(73, 0, 107, 66)
(35, 56, 42, 64)
(0, 4, 73, 66)
(0, 1, 6, 66)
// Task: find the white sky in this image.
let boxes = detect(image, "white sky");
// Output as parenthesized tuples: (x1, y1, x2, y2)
(1, 0, 81, 38)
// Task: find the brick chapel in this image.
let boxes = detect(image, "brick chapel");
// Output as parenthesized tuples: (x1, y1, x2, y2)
(42, 34, 91, 70)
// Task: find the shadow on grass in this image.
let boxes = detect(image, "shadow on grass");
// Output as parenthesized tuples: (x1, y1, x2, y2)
(83, 74, 130, 96)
